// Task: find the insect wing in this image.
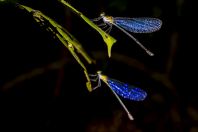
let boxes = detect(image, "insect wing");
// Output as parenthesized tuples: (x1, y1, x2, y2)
(107, 78, 147, 101)
(114, 17, 162, 33)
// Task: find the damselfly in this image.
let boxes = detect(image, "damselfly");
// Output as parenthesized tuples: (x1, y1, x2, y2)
(92, 12, 162, 56)
(89, 71, 147, 120)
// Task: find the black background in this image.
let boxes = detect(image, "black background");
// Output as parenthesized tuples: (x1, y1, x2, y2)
(0, 0, 197, 131)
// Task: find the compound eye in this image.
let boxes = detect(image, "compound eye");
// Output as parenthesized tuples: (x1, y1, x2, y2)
(100, 12, 105, 17)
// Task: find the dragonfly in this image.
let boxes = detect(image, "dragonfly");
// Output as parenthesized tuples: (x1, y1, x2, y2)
(92, 12, 162, 56)
(89, 71, 147, 120)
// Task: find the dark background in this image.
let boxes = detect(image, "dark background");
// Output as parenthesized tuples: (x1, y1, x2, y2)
(0, 0, 197, 131)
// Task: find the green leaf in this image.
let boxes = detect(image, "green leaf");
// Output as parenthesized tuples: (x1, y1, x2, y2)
(58, 0, 117, 57)
(18, 4, 94, 92)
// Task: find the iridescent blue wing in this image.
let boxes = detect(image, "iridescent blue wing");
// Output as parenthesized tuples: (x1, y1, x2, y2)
(107, 78, 147, 101)
(114, 17, 162, 33)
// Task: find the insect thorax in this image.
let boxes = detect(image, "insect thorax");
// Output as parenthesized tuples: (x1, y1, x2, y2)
(103, 16, 114, 23)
